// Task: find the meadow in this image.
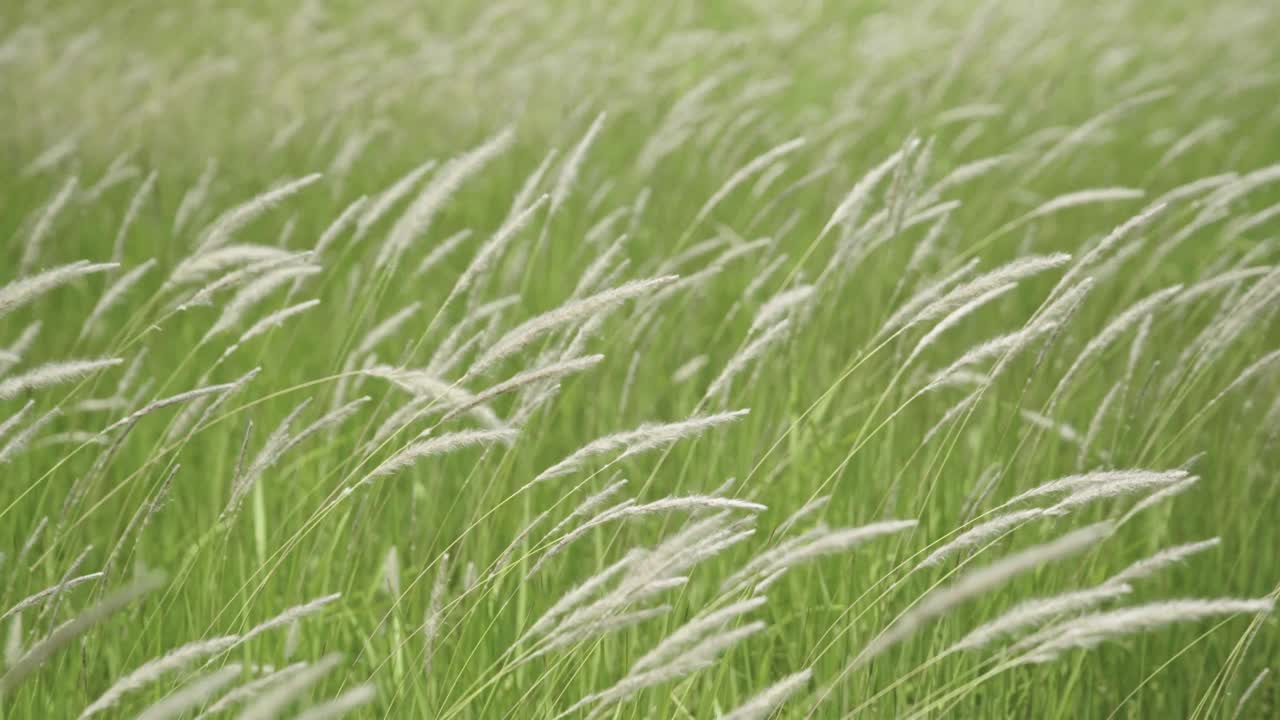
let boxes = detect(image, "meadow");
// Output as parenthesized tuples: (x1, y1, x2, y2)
(1, 1, 1279, 717)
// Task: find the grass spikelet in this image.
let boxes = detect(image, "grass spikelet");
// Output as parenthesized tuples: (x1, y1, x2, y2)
(1020, 598, 1274, 663)
(438, 355, 604, 425)
(704, 320, 790, 403)
(376, 128, 514, 270)
(79, 260, 156, 339)
(360, 428, 518, 486)
(720, 669, 813, 720)
(237, 653, 345, 720)
(0, 358, 123, 401)
(851, 522, 1112, 669)
(1046, 284, 1183, 408)
(354, 161, 436, 242)
(293, 684, 377, 720)
(79, 635, 240, 718)
(196, 173, 323, 252)
(1, 572, 164, 693)
(949, 584, 1133, 652)
(918, 509, 1048, 568)
(112, 170, 158, 262)
(550, 112, 608, 216)
(412, 228, 471, 277)
(0, 262, 119, 320)
(238, 593, 342, 646)
(535, 409, 749, 481)
(2, 573, 103, 623)
(468, 275, 677, 378)
(20, 174, 79, 273)
(135, 664, 243, 720)
(196, 663, 308, 718)
(173, 159, 217, 235)
(1106, 538, 1221, 586)
(998, 469, 1188, 510)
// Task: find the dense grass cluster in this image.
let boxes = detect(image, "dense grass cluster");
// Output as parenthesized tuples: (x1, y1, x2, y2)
(2, 1, 1279, 717)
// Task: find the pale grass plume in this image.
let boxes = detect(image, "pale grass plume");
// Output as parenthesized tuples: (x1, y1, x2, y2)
(21, 174, 79, 273)
(530, 497, 763, 573)
(0, 358, 122, 401)
(1024, 187, 1144, 222)
(1047, 284, 1183, 409)
(852, 522, 1112, 669)
(721, 521, 917, 596)
(353, 302, 421, 357)
(202, 264, 322, 341)
(360, 428, 518, 486)
(167, 244, 299, 289)
(550, 111, 607, 216)
(0, 406, 62, 464)
(293, 685, 377, 720)
(570, 622, 766, 720)
(135, 664, 243, 720)
(196, 663, 308, 718)
(949, 583, 1133, 652)
(1106, 538, 1221, 587)
(111, 170, 158, 262)
(438, 354, 604, 424)
(1, 322, 42, 376)
(535, 409, 750, 481)
(220, 299, 321, 358)
(173, 159, 218, 235)
(998, 469, 1189, 510)
(100, 380, 240, 434)
(774, 495, 830, 538)
(311, 194, 369, 258)
(534, 478, 630, 557)
(2, 573, 104, 623)
(439, 194, 549, 317)
(376, 127, 514, 270)
(412, 228, 471, 277)
(909, 254, 1071, 332)
(1079, 382, 1121, 468)
(79, 260, 157, 339)
(720, 669, 813, 720)
(1232, 669, 1270, 720)
(750, 284, 814, 333)
(519, 551, 643, 645)
(508, 147, 560, 222)
(0, 401, 34, 444)
(903, 282, 1018, 369)
(196, 173, 323, 252)
(355, 161, 436, 241)
(704, 320, 790, 403)
(5, 615, 21, 669)
(917, 508, 1048, 568)
(1051, 201, 1168, 300)
(631, 596, 766, 673)
(421, 552, 449, 678)
(686, 136, 805, 238)
(1019, 598, 1274, 664)
(237, 654, 345, 720)
(237, 593, 342, 646)
(221, 399, 312, 522)
(468, 275, 678, 378)
(79, 635, 240, 718)
(0, 262, 119, 319)
(177, 252, 312, 310)
(819, 139, 916, 241)
(1047, 473, 1192, 515)
(672, 355, 709, 384)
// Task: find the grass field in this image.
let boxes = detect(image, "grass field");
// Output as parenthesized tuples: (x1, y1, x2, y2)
(2, 1, 1280, 717)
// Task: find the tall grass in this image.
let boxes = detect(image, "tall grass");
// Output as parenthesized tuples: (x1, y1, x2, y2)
(1, 0, 1278, 717)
